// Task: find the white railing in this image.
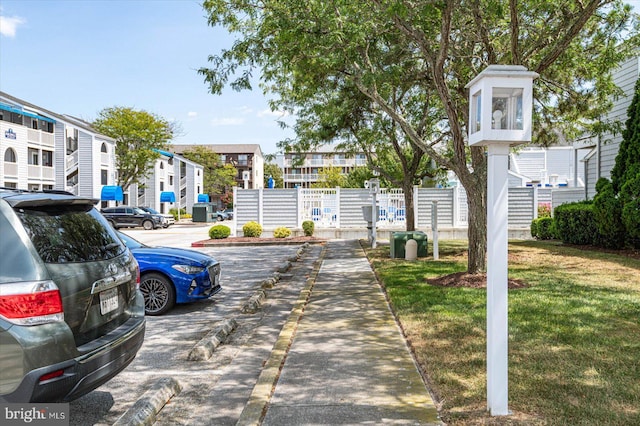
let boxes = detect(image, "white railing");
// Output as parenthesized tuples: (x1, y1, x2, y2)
(66, 151, 78, 170)
(3, 162, 18, 177)
(300, 188, 339, 227)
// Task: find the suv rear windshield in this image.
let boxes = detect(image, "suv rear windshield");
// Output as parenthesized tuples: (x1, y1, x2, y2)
(16, 205, 126, 263)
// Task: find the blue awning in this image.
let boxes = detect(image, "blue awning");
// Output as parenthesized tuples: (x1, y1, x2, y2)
(160, 191, 176, 202)
(197, 194, 210, 202)
(101, 186, 123, 201)
(153, 148, 174, 158)
(0, 103, 56, 123)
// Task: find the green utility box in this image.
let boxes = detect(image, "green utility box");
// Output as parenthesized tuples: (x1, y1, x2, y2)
(390, 231, 428, 259)
(192, 203, 216, 222)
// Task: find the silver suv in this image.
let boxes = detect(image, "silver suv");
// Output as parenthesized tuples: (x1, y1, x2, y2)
(0, 188, 145, 402)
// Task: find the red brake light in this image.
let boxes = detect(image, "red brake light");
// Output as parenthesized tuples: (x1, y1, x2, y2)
(39, 369, 65, 382)
(0, 281, 64, 326)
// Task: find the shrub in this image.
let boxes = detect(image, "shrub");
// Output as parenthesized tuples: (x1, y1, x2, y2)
(209, 224, 231, 239)
(169, 208, 187, 220)
(273, 226, 292, 238)
(536, 217, 555, 240)
(242, 221, 262, 237)
(530, 219, 539, 239)
(554, 201, 597, 245)
(592, 178, 625, 249)
(302, 220, 315, 237)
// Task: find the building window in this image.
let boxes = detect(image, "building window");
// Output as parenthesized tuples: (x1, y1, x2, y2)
(28, 148, 39, 165)
(28, 184, 39, 191)
(160, 182, 164, 191)
(32, 118, 38, 130)
(42, 150, 53, 167)
(4, 148, 17, 162)
(169, 175, 174, 185)
(101, 143, 107, 153)
(43, 184, 53, 190)
(101, 169, 108, 185)
(160, 162, 164, 169)
(4, 182, 17, 189)
(220, 155, 226, 163)
(168, 158, 173, 166)
(239, 154, 248, 166)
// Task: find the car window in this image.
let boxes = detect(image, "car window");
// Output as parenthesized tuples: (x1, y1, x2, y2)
(117, 231, 145, 249)
(133, 207, 146, 215)
(144, 207, 159, 214)
(115, 208, 125, 214)
(0, 212, 41, 283)
(16, 205, 126, 263)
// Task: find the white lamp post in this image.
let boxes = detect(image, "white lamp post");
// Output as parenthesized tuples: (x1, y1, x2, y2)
(466, 65, 538, 416)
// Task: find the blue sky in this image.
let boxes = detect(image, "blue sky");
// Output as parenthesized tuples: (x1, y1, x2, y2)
(0, 0, 294, 155)
(1, 1, 639, 156)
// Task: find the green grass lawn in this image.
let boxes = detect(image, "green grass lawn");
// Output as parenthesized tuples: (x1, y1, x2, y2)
(364, 240, 640, 425)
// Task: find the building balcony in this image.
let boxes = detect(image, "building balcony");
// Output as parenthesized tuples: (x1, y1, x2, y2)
(3, 162, 18, 178)
(27, 129, 55, 147)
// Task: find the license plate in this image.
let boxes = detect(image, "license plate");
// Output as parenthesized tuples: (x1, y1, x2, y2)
(99, 287, 119, 315)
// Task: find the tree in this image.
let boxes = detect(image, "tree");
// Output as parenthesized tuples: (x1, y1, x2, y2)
(610, 78, 640, 247)
(264, 162, 283, 188)
(180, 145, 237, 201)
(200, 0, 638, 273)
(93, 107, 175, 192)
(312, 166, 348, 188)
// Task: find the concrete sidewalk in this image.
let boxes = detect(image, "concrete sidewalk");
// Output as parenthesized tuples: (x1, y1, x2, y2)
(241, 240, 441, 425)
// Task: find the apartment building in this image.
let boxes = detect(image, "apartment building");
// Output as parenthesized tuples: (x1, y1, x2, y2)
(276, 144, 368, 188)
(171, 143, 264, 190)
(132, 149, 204, 215)
(0, 92, 118, 204)
(0, 92, 204, 214)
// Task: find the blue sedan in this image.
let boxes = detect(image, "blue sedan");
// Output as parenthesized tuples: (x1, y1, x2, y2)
(117, 231, 222, 315)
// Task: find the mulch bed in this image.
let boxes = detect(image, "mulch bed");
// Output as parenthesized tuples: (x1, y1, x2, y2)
(426, 272, 528, 289)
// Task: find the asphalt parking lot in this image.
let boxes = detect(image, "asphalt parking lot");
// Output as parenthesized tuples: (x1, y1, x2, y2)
(69, 224, 323, 425)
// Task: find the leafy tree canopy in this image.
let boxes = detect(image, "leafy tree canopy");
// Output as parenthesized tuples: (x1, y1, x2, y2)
(180, 145, 237, 197)
(264, 162, 284, 188)
(93, 106, 175, 192)
(200, 0, 639, 273)
(311, 166, 348, 188)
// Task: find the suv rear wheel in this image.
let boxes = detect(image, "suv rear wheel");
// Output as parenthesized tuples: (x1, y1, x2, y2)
(142, 219, 154, 230)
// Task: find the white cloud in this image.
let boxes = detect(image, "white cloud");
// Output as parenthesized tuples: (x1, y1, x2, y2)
(234, 106, 253, 115)
(187, 111, 197, 118)
(0, 15, 26, 38)
(210, 117, 245, 126)
(257, 108, 290, 118)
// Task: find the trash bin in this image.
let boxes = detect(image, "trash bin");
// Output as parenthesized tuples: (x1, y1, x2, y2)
(390, 231, 428, 258)
(192, 203, 215, 222)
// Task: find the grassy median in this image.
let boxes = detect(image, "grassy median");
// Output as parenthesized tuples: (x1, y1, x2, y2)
(364, 240, 640, 425)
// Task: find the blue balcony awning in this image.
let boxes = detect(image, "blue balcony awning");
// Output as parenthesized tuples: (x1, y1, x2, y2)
(160, 191, 176, 202)
(197, 194, 210, 202)
(101, 185, 123, 201)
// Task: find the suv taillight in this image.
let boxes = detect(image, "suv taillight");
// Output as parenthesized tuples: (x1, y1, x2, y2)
(0, 281, 64, 326)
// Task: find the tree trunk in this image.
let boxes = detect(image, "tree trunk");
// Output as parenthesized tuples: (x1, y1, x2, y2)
(403, 184, 415, 231)
(463, 177, 487, 274)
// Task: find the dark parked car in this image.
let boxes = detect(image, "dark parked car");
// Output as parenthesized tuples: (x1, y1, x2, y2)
(101, 206, 163, 230)
(0, 188, 145, 403)
(117, 231, 222, 315)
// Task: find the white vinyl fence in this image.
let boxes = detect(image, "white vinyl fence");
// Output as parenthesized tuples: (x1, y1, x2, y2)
(232, 185, 585, 236)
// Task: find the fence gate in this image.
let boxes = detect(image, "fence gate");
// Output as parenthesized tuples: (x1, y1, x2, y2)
(300, 188, 339, 227)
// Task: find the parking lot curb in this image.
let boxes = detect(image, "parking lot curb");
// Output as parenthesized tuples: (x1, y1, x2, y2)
(187, 318, 238, 361)
(235, 247, 327, 426)
(112, 376, 182, 426)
